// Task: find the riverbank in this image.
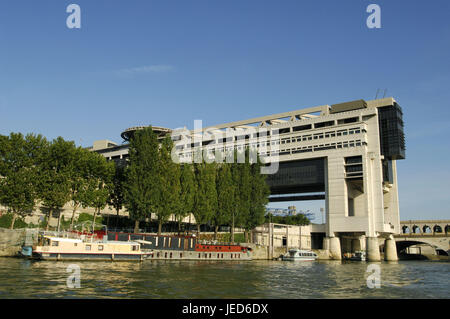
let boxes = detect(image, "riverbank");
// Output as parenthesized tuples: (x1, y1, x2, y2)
(0, 228, 26, 257)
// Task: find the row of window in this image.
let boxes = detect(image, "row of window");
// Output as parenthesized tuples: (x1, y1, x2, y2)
(178, 139, 366, 159)
(176, 127, 365, 156)
(150, 252, 242, 259)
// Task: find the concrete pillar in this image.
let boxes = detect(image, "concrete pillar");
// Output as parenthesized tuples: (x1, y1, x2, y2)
(329, 237, 342, 260)
(384, 236, 398, 261)
(366, 237, 381, 261)
(323, 237, 330, 251)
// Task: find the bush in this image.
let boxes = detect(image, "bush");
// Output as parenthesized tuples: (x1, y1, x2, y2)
(0, 213, 29, 229)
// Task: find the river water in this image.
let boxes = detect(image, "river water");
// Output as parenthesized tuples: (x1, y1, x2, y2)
(0, 258, 448, 298)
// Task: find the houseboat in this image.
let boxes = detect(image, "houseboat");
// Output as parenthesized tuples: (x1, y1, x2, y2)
(31, 235, 152, 261)
(282, 249, 318, 261)
(107, 231, 252, 261)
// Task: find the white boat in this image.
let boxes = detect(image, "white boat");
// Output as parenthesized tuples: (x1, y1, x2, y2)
(282, 249, 318, 261)
(31, 235, 152, 261)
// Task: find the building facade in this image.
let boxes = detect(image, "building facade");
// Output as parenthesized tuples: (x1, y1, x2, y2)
(91, 97, 406, 261)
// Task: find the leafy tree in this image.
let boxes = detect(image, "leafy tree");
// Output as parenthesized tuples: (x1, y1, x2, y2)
(38, 137, 75, 230)
(124, 127, 161, 234)
(82, 152, 114, 232)
(230, 149, 251, 242)
(156, 136, 181, 234)
(68, 147, 94, 230)
(0, 133, 47, 229)
(108, 161, 126, 228)
(245, 154, 270, 242)
(176, 163, 196, 231)
(193, 161, 217, 233)
(214, 163, 234, 240)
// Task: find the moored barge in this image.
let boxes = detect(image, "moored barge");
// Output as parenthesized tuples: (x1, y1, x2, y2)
(32, 235, 152, 261)
(107, 231, 252, 261)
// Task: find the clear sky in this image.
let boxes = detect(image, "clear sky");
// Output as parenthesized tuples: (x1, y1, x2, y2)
(1, 0, 449, 221)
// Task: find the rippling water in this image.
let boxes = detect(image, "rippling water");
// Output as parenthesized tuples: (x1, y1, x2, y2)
(0, 258, 448, 298)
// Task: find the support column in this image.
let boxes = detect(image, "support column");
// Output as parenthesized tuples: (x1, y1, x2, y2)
(329, 236, 342, 260)
(384, 235, 398, 261)
(322, 237, 330, 251)
(366, 236, 381, 261)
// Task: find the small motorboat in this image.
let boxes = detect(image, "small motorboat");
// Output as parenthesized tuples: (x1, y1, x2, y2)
(282, 249, 318, 261)
(343, 251, 366, 261)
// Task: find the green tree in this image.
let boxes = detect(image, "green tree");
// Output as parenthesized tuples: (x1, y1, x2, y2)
(245, 154, 270, 242)
(38, 137, 74, 231)
(177, 163, 196, 231)
(0, 133, 47, 229)
(68, 147, 93, 231)
(193, 161, 217, 233)
(214, 163, 234, 240)
(124, 127, 161, 233)
(230, 149, 252, 242)
(156, 136, 181, 234)
(80, 151, 114, 232)
(108, 161, 126, 228)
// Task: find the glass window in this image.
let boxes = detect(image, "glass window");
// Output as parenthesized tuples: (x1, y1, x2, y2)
(85, 245, 91, 251)
(98, 245, 104, 251)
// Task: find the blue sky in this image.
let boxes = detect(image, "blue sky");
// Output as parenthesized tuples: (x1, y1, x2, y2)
(1, 1, 449, 221)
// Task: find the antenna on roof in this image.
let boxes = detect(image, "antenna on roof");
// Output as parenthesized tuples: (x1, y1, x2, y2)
(375, 88, 380, 99)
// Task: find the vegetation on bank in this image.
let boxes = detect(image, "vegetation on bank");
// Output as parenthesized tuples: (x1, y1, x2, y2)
(0, 128, 274, 242)
(265, 213, 310, 226)
(0, 133, 113, 231)
(123, 127, 271, 242)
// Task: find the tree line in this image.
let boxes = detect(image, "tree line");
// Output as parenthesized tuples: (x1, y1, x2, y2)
(0, 128, 271, 242)
(124, 127, 271, 242)
(0, 133, 113, 230)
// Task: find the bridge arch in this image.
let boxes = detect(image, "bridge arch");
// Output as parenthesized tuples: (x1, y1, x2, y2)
(433, 225, 443, 233)
(446, 225, 450, 234)
(422, 225, 432, 234)
(395, 239, 449, 256)
(412, 225, 421, 234)
(402, 225, 411, 234)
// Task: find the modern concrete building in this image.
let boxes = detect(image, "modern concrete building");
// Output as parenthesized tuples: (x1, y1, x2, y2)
(91, 97, 406, 261)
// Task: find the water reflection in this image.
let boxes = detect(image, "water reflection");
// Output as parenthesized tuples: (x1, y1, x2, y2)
(0, 258, 448, 298)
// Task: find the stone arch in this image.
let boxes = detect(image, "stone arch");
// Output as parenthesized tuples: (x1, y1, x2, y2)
(423, 225, 432, 233)
(402, 225, 410, 234)
(396, 240, 448, 257)
(433, 225, 443, 233)
(412, 225, 421, 234)
(445, 225, 450, 234)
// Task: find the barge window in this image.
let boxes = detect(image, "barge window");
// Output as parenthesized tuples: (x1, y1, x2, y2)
(98, 245, 104, 251)
(51, 241, 59, 246)
(85, 245, 91, 251)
